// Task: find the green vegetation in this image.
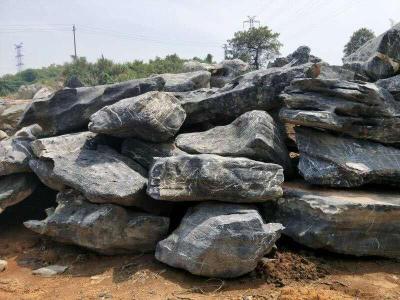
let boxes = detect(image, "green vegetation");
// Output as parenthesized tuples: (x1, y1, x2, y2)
(225, 26, 282, 69)
(343, 28, 375, 57)
(0, 54, 213, 97)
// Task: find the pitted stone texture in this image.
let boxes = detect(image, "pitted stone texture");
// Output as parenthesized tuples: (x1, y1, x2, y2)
(280, 78, 400, 144)
(0, 99, 31, 134)
(18, 76, 165, 136)
(24, 190, 170, 255)
(147, 154, 284, 203)
(0, 174, 38, 213)
(176, 110, 291, 172)
(295, 127, 400, 187)
(89, 91, 186, 142)
(376, 74, 400, 102)
(155, 202, 283, 278)
(121, 138, 186, 169)
(266, 182, 400, 258)
(157, 71, 211, 92)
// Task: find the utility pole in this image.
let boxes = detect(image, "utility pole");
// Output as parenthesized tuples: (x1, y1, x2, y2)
(14, 42, 24, 72)
(243, 16, 260, 29)
(72, 24, 77, 60)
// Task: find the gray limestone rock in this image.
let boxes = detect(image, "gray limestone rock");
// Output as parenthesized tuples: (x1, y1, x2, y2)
(280, 78, 400, 144)
(376, 74, 400, 101)
(210, 59, 250, 88)
(0, 99, 31, 135)
(343, 23, 400, 80)
(24, 190, 170, 255)
(0, 173, 38, 213)
(32, 265, 68, 277)
(18, 76, 165, 136)
(266, 182, 400, 258)
(157, 71, 211, 92)
(147, 154, 284, 203)
(121, 138, 186, 169)
(176, 110, 291, 172)
(88, 91, 186, 142)
(155, 202, 284, 278)
(295, 127, 400, 187)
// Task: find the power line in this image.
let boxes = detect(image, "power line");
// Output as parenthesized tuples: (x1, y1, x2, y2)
(243, 16, 260, 29)
(14, 42, 23, 72)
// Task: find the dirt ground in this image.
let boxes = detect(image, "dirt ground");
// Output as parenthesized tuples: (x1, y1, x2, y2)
(0, 224, 399, 300)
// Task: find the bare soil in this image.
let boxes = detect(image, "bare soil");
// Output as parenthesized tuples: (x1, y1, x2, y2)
(0, 224, 399, 300)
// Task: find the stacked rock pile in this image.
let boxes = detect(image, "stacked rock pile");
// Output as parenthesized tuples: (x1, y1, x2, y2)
(1, 24, 399, 278)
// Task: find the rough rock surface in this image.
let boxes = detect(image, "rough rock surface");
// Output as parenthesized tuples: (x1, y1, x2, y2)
(32, 265, 68, 277)
(210, 59, 250, 88)
(0, 99, 31, 134)
(268, 46, 321, 68)
(174, 63, 319, 126)
(25, 190, 170, 255)
(30, 132, 148, 207)
(266, 182, 400, 258)
(147, 154, 284, 203)
(376, 74, 400, 101)
(182, 60, 215, 72)
(157, 71, 210, 92)
(317, 63, 355, 80)
(280, 78, 400, 144)
(0, 260, 7, 272)
(0, 174, 38, 213)
(295, 127, 400, 187)
(19, 76, 165, 136)
(89, 91, 186, 141)
(155, 202, 284, 278)
(176, 110, 291, 172)
(121, 138, 186, 169)
(343, 23, 400, 80)
(33, 87, 54, 100)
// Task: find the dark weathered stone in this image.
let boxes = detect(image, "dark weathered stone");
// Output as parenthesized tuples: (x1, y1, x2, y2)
(147, 154, 284, 203)
(343, 23, 400, 80)
(19, 76, 165, 136)
(280, 78, 400, 144)
(88, 91, 186, 142)
(265, 182, 400, 258)
(24, 190, 169, 255)
(0, 174, 38, 213)
(174, 63, 319, 126)
(30, 132, 148, 207)
(268, 46, 321, 68)
(317, 63, 355, 80)
(295, 127, 400, 187)
(156, 202, 283, 278)
(376, 74, 400, 101)
(157, 71, 210, 92)
(121, 138, 186, 169)
(176, 110, 291, 172)
(210, 59, 250, 88)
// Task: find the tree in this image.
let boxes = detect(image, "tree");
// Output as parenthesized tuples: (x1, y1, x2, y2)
(343, 28, 375, 57)
(226, 26, 282, 69)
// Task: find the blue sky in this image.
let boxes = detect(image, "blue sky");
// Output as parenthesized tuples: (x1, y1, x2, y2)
(0, 0, 399, 75)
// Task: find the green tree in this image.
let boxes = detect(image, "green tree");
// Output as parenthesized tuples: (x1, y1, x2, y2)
(226, 26, 282, 69)
(343, 28, 375, 57)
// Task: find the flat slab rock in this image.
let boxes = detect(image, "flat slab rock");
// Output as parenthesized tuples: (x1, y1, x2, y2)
(176, 110, 291, 172)
(0, 173, 38, 213)
(30, 132, 148, 207)
(156, 202, 284, 278)
(24, 190, 170, 255)
(280, 78, 400, 144)
(147, 154, 284, 203)
(265, 182, 400, 258)
(157, 71, 211, 92)
(18, 76, 165, 136)
(295, 127, 400, 187)
(121, 138, 186, 169)
(174, 63, 319, 126)
(89, 91, 186, 142)
(32, 265, 68, 277)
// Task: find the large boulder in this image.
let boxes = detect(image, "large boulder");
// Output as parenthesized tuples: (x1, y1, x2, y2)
(18, 76, 165, 136)
(0, 174, 38, 213)
(279, 78, 400, 144)
(24, 190, 170, 255)
(182, 60, 215, 72)
(30, 132, 148, 207)
(176, 110, 291, 173)
(147, 154, 284, 203)
(266, 182, 400, 258)
(295, 127, 400, 187)
(268, 46, 321, 68)
(210, 59, 250, 88)
(376, 74, 400, 101)
(157, 71, 211, 92)
(121, 138, 186, 169)
(0, 99, 31, 134)
(174, 63, 319, 126)
(16, 84, 42, 99)
(343, 23, 400, 80)
(156, 202, 283, 278)
(88, 91, 186, 141)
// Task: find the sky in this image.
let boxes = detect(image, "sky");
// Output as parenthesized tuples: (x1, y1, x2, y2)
(0, 0, 399, 76)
